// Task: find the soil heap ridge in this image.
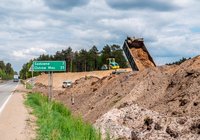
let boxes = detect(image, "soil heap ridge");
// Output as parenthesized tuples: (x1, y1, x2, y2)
(34, 56, 200, 139)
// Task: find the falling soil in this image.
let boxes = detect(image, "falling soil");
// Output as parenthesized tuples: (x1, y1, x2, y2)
(130, 48, 155, 70)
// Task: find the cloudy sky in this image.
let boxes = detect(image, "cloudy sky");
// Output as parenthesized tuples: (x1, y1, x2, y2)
(0, 0, 200, 71)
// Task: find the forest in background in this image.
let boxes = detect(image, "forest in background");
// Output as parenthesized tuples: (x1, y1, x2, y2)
(0, 61, 15, 80)
(20, 44, 128, 79)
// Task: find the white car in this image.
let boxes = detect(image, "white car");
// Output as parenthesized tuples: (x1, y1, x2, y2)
(62, 80, 72, 88)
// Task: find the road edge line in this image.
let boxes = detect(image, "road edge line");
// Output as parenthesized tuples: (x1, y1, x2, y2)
(0, 82, 19, 113)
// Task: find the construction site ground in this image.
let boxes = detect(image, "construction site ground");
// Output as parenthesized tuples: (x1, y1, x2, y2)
(33, 57, 200, 140)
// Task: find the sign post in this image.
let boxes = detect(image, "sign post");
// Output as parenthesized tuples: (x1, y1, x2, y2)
(29, 65, 34, 87)
(48, 72, 53, 101)
(33, 61, 66, 101)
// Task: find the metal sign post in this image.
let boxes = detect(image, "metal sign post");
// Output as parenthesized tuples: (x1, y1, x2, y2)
(32, 66, 33, 86)
(29, 65, 34, 87)
(48, 72, 50, 101)
(48, 72, 53, 101)
(50, 72, 53, 100)
(33, 61, 66, 101)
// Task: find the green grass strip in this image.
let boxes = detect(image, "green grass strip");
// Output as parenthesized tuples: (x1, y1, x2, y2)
(25, 93, 101, 140)
(26, 82, 33, 89)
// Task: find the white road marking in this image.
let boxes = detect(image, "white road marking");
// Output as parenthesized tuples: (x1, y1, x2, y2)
(0, 94, 12, 113)
(0, 82, 19, 113)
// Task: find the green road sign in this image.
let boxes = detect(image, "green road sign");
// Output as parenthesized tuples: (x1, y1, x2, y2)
(33, 61, 66, 72)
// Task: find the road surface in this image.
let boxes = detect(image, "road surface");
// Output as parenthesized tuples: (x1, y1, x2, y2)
(0, 81, 35, 139)
(0, 80, 18, 113)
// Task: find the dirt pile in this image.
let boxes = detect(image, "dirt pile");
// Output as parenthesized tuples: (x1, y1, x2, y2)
(34, 56, 200, 139)
(95, 104, 200, 140)
(54, 73, 138, 123)
(95, 56, 200, 139)
(120, 56, 200, 118)
(35, 69, 131, 90)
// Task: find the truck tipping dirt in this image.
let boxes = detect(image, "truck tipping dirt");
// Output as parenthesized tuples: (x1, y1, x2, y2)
(123, 37, 156, 71)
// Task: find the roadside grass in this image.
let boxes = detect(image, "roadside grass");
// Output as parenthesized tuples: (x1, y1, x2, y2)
(25, 93, 102, 140)
(26, 82, 33, 89)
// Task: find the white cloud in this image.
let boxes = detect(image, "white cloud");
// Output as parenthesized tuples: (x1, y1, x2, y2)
(23, 19, 46, 30)
(12, 47, 46, 59)
(0, 0, 200, 71)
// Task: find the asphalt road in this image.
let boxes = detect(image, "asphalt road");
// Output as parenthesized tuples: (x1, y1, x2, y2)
(0, 80, 18, 113)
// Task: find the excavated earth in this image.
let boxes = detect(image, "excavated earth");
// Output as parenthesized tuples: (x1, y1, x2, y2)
(34, 56, 200, 140)
(130, 47, 155, 70)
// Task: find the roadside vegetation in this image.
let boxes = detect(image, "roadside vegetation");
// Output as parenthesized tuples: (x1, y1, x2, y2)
(25, 93, 102, 140)
(0, 61, 15, 80)
(25, 82, 33, 89)
(20, 45, 128, 79)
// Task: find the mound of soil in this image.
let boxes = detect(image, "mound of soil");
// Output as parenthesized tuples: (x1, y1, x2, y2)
(120, 55, 200, 118)
(35, 69, 131, 90)
(55, 73, 137, 123)
(34, 56, 200, 139)
(95, 56, 200, 139)
(95, 104, 200, 140)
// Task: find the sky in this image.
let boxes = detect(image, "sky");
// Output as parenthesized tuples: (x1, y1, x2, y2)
(0, 0, 200, 72)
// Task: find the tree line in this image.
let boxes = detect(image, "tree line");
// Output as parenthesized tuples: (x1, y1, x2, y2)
(20, 44, 128, 79)
(0, 61, 15, 80)
(166, 57, 191, 65)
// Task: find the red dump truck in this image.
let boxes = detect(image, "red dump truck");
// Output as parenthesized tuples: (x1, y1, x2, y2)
(123, 37, 156, 71)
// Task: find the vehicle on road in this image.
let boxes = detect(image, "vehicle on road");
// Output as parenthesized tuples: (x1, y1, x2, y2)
(13, 75, 19, 82)
(62, 80, 72, 88)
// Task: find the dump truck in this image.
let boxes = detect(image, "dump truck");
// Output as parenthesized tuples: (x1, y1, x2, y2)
(123, 37, 156, 71)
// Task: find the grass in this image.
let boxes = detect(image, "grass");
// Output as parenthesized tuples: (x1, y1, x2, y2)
(26, 82, 33, 89)
(25, 93, 102, 140)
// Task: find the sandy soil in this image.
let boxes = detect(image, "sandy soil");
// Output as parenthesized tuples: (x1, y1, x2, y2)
(126, 37, 156, 71)
(0, 84, 35, 140)
(35, 68, 131, 90)
(34, 56, 200, 139)
(95, 56, 200, 139)
(130, 47, 155, 70)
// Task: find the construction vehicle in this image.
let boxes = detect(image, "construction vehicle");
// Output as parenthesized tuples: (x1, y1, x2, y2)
(13, 75, 19, 82)
(62, 80, 72, 88)
(123, 37, 156, 71)
(107, 58, 120, 69)
(101, 58, 120, 70)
